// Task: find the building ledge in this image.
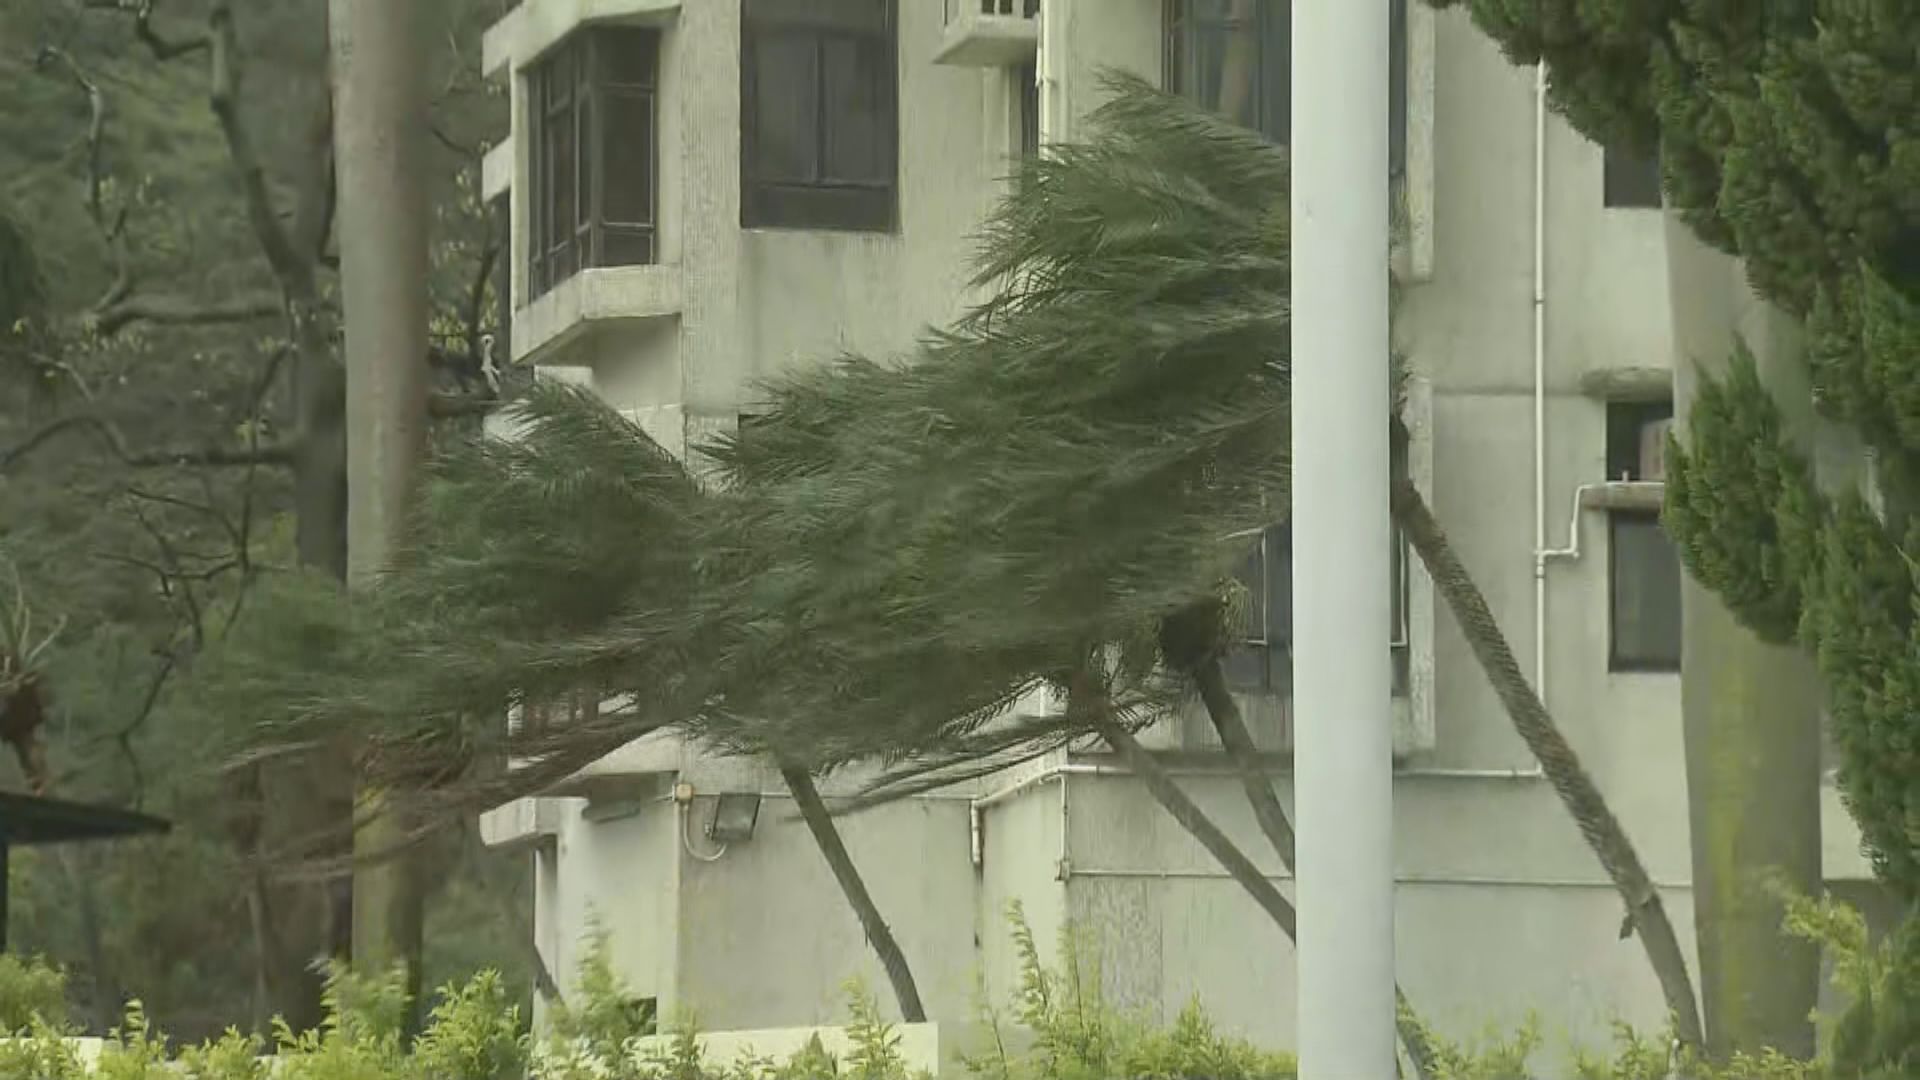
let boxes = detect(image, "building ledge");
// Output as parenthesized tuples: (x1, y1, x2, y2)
(479, 796, 571, 852)
(485, 0, 681, 77)
(1579, 366, 1673, 403)
(1580, 480, 1665, 513)
(934, 11, 1039, 67)
(513, 264, 683, 364)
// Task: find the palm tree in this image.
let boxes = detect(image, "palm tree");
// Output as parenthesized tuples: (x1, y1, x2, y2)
(203, 75, 1698, 1063)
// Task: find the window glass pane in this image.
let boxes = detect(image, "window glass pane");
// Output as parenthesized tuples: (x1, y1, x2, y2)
(601, 226, 654, 268)
(1017, 63, 1039, 160)
(552, 100, 575, 259)
(1610, 513, 1682, 669)
(1605, 142, 1663, 208)
(1167, 1, 1284, 142)
(1389, 0, 1406, 177)
(598, 28, 658, 87)
(752, 35, 822, 182)
(822, 36, 889, 184)
(1256, 2, 1288, 142)
(1606, 400, 1675, 481)
(1232, 538, 1267, 643)
(601, 90, 654, 227)
(1269, 525, 1292, 647)
(575, 92, 594, 236)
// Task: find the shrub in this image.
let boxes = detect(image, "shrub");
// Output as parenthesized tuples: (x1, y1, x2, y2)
(0, 952, 68, 1033)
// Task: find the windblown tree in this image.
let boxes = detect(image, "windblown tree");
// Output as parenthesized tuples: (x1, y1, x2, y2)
(207, 78, 1703, 1070)
(0, 0, 517, 1037)
(1430, 0, 1920, 1068)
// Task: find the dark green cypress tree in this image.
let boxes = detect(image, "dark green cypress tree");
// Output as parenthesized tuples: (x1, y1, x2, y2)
(1435, 0, 1920, 1068)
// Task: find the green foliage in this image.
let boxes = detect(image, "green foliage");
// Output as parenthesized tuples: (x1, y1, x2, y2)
(203, 77, 1295, 834)
(964, 902, 1297, 1080)
(1437, 0, 1920, 915)
(1664, 348, 1821, 646)
(545, 921, 657, 1055)
(0, 0, 518, 1040)
(0, 953, 70, 1034)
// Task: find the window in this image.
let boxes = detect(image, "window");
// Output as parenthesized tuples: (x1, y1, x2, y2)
(1607, 400, 1681, 671)
(1165, 0, 1407, 178)
(1015, 62, 1040, 163)
(741, 0, 898, 231)
(1604, 141, 1663, 209)
(526, 27, 660, 300)
(1221, 521, 1412, 697)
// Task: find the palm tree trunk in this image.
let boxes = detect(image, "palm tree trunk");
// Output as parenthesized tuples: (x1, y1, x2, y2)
(1192, 660, 1439, 1080)
(779, 764, 928, 1023)
(1390, 473, 1706, 1053)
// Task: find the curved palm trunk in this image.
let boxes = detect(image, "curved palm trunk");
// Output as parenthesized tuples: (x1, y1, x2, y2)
(1390, 474, 1706, 1052)
(779, 764, 928, 1023)
(1193, 661, 1439, 1080)
(1099, 714, 1434, 1080)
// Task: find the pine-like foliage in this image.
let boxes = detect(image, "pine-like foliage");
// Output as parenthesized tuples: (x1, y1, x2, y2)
(1430, 0, 1920, 902)
(199, 77, 1289, 818)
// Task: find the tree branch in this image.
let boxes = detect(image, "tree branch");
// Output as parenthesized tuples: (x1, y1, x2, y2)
(92, 293, 284, 335)
(0, 413, 294, 473)
(207, 0, 306, 289)
(80, 0, 211, 59)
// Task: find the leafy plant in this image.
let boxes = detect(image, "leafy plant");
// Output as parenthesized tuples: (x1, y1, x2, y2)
(0, 953, 69, 1034)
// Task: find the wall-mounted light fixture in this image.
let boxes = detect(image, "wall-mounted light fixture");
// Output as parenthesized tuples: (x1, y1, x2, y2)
(706, 792, 762, 844)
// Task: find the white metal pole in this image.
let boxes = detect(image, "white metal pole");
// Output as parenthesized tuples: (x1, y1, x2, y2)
(1291, 0, 1396, 1075)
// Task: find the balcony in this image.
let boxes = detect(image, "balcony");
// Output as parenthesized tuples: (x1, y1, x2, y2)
(483, 0, 680, 77)
(935, 0, 1039, 68)
(512, 264, 683, 365)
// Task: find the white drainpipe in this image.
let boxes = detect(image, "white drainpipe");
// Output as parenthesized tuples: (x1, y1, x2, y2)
(968, 762, 1123, 870)
(1530, 61, 1552, 705)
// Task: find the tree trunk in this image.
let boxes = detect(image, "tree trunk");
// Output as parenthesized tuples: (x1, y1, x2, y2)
(330, 0, 431, 1026)
(1665, 218, 1822, 1060)
(1191, 661, 1439, 1078)
(1390, 473, 1706, 1052)
(201, 0, 351, 1030)
(779, 764, 928, 1023)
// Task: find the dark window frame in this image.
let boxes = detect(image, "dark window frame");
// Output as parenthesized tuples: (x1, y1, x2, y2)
(1606, 399, 1682, 672)
(1608, 510, 1682, 673)
(1164, 0, 1407, 179)
(1604, 141, 1663, 209)
(741, 0, 899, 232)
(1015, 61, 1040, 164)
(525, 26, 661, 302)
(1222, 520, 1412, 699)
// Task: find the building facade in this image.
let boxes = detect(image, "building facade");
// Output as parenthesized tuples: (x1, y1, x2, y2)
(475, 0, 1881, 1055)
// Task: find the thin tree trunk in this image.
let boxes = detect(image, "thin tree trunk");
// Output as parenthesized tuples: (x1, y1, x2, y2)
(1097, 720, 1295, 932)
(204, 0, 351, 1029)
(779, 764, 928, 1023)
(331, 0, 432, 1031)
(1192, 660, 1438, 1079)
(1390, 474, 1706, 1053)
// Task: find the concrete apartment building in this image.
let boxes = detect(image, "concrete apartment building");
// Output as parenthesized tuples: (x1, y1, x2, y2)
(474, 0, 1881, 1052)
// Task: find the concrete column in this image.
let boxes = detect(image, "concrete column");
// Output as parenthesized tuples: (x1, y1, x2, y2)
(1290, 2, 1396, 1076)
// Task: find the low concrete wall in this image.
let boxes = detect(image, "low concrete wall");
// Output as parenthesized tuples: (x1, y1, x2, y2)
(632, 1022, 951, 1074)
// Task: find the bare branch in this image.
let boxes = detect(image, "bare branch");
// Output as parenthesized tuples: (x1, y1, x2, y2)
(92, 293, 284, 335)
(0, 413, 294, 473)
(208, 0, 307, 289)
(79, 0, 211, 59)
(428, 393, 499, 419)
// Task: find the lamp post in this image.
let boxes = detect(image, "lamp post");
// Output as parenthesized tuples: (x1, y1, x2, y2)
(1291, 1, 1396, 1075)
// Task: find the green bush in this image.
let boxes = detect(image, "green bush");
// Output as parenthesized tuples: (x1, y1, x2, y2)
(3, 899, 1911, 1079)
(0, 953, 67, 1034)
